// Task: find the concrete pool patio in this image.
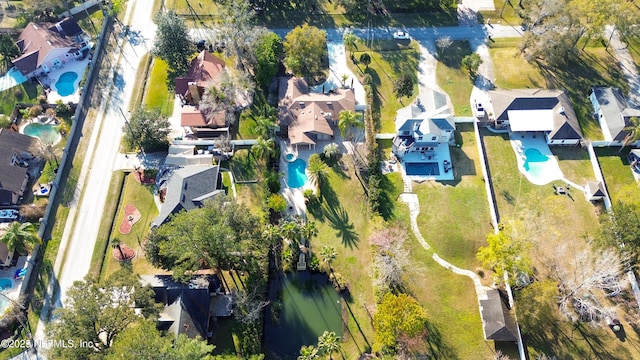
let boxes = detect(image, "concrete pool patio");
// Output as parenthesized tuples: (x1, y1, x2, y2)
(44, 57, 90, 104)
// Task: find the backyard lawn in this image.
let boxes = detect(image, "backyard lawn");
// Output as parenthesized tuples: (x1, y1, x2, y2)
(0, 82, 41, 115)
(143, 58, 175, 116)
(347, 40, 420, 133)
(101, 173, 162, 277)
(307, 146, 496, 358)
(414, 124, 492, 269)
(436, 40, 474, 116)
(596, 147, 640, 203)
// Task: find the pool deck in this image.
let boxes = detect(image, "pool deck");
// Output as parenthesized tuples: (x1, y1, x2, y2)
(510, 132, 564, 186)
(0, 256, 29, 307)
(280, 141, 316, 218)
(399, 142, 454, 182)
(45, 57, 90, 104)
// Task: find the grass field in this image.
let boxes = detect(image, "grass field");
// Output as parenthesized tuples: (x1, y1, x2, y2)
(143, 58, 175, 116)
(0, 83, 41, 115)
(596, 147, 640, 203)
(347, 40, 420, 133)
(101, 174, 162, 278)
(436, 40, 474, 116)
(415, 124, 492, 269)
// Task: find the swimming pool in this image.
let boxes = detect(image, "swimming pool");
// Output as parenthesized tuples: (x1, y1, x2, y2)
(285, 153, 296, 162)
(523, 148, 549, 179)
(55, 71, 78, 97)
(0, 278, 13, 291)
(22, 123, 62, 144)
(288, 159, 307, 188)
(405, 162, 440, 176)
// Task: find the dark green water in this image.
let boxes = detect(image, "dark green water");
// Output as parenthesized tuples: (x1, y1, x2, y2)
(264, 271, 343, 359)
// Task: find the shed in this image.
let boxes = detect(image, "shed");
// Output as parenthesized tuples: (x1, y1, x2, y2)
(479, 289, 518, 342)
(585, 181, 606, 201)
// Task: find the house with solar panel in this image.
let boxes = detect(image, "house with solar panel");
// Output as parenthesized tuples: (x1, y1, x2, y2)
(391, 99, 456, 181)
(487, 89, 583, 145)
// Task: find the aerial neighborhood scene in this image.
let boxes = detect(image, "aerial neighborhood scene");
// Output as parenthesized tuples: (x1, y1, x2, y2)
(0, 0, 639, 359)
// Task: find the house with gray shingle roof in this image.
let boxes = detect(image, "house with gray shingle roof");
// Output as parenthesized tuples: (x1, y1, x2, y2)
(488, 89, 583, 145)
(151, 164, 223, 228)
(590, 87, 640, 146)
(0, 129, 37, 205)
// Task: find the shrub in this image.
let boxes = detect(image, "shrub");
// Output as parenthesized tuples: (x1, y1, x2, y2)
(0, 114, 11, 129)
(45, 108, 57, 119)
(55, 100, 72, 114)
(303, 189, 317, 204)
(13, 88, 23, 100)
(267, 194, 287, 213)
(308, 254, 320, 272)
(41, 161, 57, 183)
(28, 105, 43, 118)
(37, 95, 48, 104)
(264, 171, 280, 194)
(329, 272, 348, 292)
(20, 204, 46, 222)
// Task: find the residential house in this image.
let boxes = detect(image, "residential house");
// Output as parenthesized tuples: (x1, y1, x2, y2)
(0, 129, 37, 205)
(590, 87, 640, 146)
(479, 289, 518, 342)
(141, 275, 231, 340)
(12, 18, 87, 79)
(151, 164, 223, 228)
(489, 89, 583, 145)
(391, 99, 456, 180)
(278, 77, 355, 149)
(175, 51, 229, 138)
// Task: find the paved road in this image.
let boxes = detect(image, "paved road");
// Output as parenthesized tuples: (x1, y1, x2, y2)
(25, 0, 157, 356)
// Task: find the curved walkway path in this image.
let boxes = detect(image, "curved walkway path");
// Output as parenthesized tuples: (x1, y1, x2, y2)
(399, 193, 491, 301)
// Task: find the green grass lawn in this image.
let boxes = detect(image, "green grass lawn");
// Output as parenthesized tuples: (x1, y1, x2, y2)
(436, 40, 474, 116)
(101, 173, 162, 278)
(0, 83, 41, 115)
(477, 0, 523, 27)
(143, 58, 175, 116)
(347, 40, 420, 133)
(595, 147, 640, 203)
(489, 38, 548, 90)
(307, 146, 496, 358)
(414, 124, 493, 269)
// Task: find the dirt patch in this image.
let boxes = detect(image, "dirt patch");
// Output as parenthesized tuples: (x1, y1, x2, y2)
(119, 203, 142, 234)
(112, 244, 136, 261)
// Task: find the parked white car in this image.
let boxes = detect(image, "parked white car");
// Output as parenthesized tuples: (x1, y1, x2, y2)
(392, 31, 410, 40)
(475, 101, 486, 118)
(0, 209, 19, 221)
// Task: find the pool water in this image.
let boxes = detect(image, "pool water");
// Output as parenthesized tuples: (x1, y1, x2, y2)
(23, 123, 61, 144)
(405, 162, 440, 176)
(285, 153, 296, 162)
(55, 71, 78, 96)
(264, 272, 343, 359)
(288, 159, 307, 188)
(0, 278, 12, 291)
(523, 148, 549, 178)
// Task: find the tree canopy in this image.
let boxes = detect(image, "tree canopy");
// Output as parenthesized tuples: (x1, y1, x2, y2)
(393, 73, 414, 99)
(0, 34, 20, 67)
(0, 222, 40, 254)
(152, 11, 195, 83)
(283, 24, 327, 79)
(598, 201, 640, 260)
(47, 269, 161, 359)
(254, 32, 282, 90)
(123, 107, 171, 151)
(373, 292, 428, 355)
(476, 228, 531, 285)
(145, 197, 264, 281)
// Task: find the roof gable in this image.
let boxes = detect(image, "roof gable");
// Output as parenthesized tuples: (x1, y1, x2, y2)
(13, 21, 80, 74)
(175, 51, 225, 95)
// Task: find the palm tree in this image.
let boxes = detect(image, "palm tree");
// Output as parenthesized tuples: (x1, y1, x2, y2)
(281, 221, 301, 243)
(338, 110, 363, 139)
(298, 345, 319, 360)
(343, 32, 357, 58)
(251, 137, 275, 162)
(359, 53, 371, 69)
(621, 116, 640, 153)
(301, 221, 318, 241)
(111, 237, 126, 260)
(317, 331, 341, 360)
(319, 246, 337, 273)
(253, 114, 277, 139)
(0, 222, 40, 255)
(307, 156, 329, 194)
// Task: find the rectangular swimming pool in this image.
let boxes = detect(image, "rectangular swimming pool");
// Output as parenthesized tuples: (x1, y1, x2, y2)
(405, 162, 440, 176)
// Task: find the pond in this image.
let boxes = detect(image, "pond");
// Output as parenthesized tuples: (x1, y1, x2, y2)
(264, 271, 343, 359)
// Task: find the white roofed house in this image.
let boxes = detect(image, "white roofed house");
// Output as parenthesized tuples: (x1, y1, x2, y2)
(488, 89, 583, 145)
(391, 100, 456, 181)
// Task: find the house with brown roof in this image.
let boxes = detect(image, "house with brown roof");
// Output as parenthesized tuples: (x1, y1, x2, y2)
(175, 51, 229, 138)
(12, 18, 87, 79)
(278, 77, 355, 148)
(0, 129, 37, 205)
(488, 89, 583, 145)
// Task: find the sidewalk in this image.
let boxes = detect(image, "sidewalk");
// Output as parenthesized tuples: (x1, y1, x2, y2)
(605, 25, 640, 107)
